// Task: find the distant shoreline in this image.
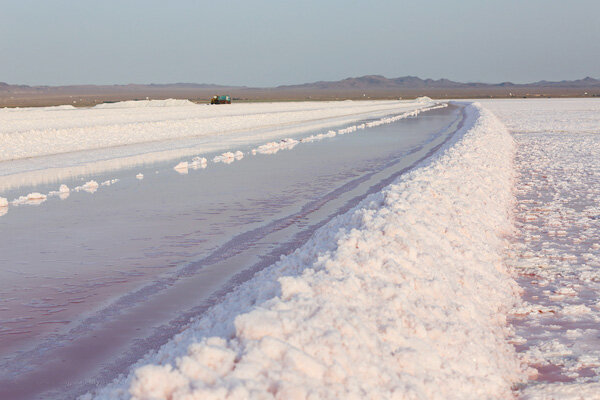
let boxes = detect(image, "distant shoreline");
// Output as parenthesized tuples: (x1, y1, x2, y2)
(2, 74, 600, 107)
(1, 91, 598, 108)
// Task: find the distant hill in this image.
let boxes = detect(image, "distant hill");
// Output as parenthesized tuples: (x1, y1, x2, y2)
(276, 75, 600, 91)
(2, 75, 600, 94)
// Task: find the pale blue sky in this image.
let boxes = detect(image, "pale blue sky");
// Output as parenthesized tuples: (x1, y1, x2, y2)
(1, 0, 599, 86)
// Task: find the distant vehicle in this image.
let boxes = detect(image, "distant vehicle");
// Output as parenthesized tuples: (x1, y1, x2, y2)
(210, 95, 231, 104)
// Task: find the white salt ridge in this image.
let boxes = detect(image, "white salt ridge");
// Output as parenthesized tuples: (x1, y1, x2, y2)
(213, 151, 244, 164)
(88, 103, 526, 400)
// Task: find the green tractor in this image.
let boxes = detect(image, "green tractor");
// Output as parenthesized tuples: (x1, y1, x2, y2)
(210, 95, 231, 104)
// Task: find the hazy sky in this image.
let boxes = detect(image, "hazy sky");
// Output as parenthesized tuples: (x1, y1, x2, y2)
(1, 0, 599, 86)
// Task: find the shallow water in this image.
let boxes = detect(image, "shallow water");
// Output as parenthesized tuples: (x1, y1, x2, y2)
(0, 104, 463, 399)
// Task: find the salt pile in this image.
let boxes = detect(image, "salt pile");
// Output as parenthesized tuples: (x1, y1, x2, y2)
(213, 151, 244, 164)
(75, 180, 99, 194)
(174, 162, 189, 174)
(101, 179, 119, 186)
(93, 98, 197, 109)
(12, 192, 47, 206)
(48, 184, 71, 200)
(190, 157, 207, 170)
(251, 139, 299, 155)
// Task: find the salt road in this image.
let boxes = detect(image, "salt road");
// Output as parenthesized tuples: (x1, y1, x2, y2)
(0, 104, 463, 399)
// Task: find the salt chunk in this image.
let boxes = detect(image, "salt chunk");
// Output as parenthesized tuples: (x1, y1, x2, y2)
(174, 161, 189, 174)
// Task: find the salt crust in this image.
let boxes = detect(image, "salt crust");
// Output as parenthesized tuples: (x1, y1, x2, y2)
(86, 103, 526, 400)
(482, 99, 600, 398)
(0, 99, 437, 162)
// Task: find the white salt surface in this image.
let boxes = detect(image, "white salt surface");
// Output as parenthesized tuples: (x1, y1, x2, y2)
(482, 99, 600, 398)
(0, 99, 438, 162)
(88, 103, 526, 399)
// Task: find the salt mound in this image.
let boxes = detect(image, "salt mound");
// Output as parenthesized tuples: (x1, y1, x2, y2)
(251, 138, 299, 155)
(213, 151, 244, 164)
(174, 161, 189, 174)
(48, 184, 71, 199)
(101, 179, 119, 186)
(12, 192, 48, 206)
(415, 96, 433, 103)
(75, 180, 99, 194)
(0, 104, 77, 112)
(27, 192, 46, 200)
(190, 157, 207, 170)
(93, 99, 196, 109)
